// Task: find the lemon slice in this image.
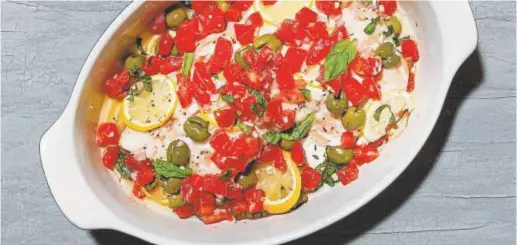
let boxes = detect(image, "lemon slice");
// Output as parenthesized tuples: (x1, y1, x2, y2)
(198, 108, 218, 127)
(255, 151, 302, 214)
(99, 97, 126, 132)
(122, 74, 178, 132)
(254, 0, 314, 26)
(143, 187, 169, 206)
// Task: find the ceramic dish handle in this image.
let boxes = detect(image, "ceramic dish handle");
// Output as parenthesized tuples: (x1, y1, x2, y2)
(40, 113, 115, 229)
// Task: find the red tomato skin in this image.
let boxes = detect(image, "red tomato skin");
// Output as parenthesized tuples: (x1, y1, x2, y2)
(226, 183, 243, 200)
(275, 89, 305, 104)
(148, 12, 167, 34)
(157, 32, 175, 56)
(262, 0, 277, 6)
(214, 109, 236, 128)
(341, 132, 357, 149)
(301, 167, 322, 192)
(243, 188, 265, 213)
(275, 67, 295, 90)
(103, 70, 130, 99)
(337, 162, 359, 186)
(96, 123, 120, 146)
(102, 146, 119, 169)
(201, 208, 234, 224)
(195, 193, 216, 216)
(192, 1, 213, 14)
(306, 38, 332, 66)
(342, 75, 368, 105)
(275, 20, 304, 47)
(233, 1, 253, 11)
(174, 204, 195, 219)
(135, 168, 154, 185)
(124, 155, 152, 171)
(246, 12, 264, 28)
(141, 56, 162, 76)
(331, 26, 349, 43)
(362, 77, 381, 100)
(284, 48, 308, 73)
(175, 20, 197, 53)
(407, 72, 415, 92)
(305, 22, 329, 41)
(350, 56, 382, 77)
(401, 39, 420, 62)
(290, 141, 305, 166)
(296, 7, 318, 25)
(379, 0, 397, 16)
(234, 24, 255, 45)
(202, 175, 228, 196)
(200, 7, 227, 34)
(181, 174, 205, 203)
(160, 56, 183, 74)
(353, 146, 379, 164)
(208, 37, 233, 74)
(316, 1, 342, 16)
(225, 7, 242, 22)
(210, 131, 232, 154)
(260, 144, 282, 162)
(132, 184, 146, 199)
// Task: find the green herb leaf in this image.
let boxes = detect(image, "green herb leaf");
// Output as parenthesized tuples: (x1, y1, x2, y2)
(282, 113, 316, 141)
(374, 104, 396, 123)
(135, 37, 147, 55)
(115, 152, 132, 179)
(221, 94, 235, 103)
(236, 121, 252, 134)
(299, 89, 311, 100)
(127, 87, 139, 102)
(250, 89, 266, 105)
(364, 17, 380, 35)
(181, 53, 195, 77)
(154, 159, 193, 179)
(142, 78, 152, 92)
(262, 131, 283, 144)
(323, 40, 357, 81)
(130, 67, 153, 93)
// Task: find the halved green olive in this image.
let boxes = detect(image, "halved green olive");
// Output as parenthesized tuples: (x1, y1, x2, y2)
(375, 42, 395, 59)
(326, 146, 353, 164)
(382, 54, 401, 69)
(237, 172, 258, 189)
(235, 46, 254, 69)
(280, 139, 296, 151)
(166, 8, 188, 28)
(124, 54, 146, 70)
(386, 17, 402, 35)
(341, 106, 366, 130)
(171, 45, 180, 56)
(252, 34, 282, 52)
(167, 140, 190, 166)
(159, 178, 182, 195)
(167, 195, 185, 208)
(325, 92, 348, 116)
(183, 116, 210, 142)
(217, 0, 230, 11)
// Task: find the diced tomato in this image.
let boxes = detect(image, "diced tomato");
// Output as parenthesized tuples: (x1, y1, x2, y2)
(181, 174, 205, 203)
(141, 56, 162, 76)
(350, 56, 382, 77)
(341, 75, 368, 105)
(261, 0, 277, 6)
(101, 146, 119, 169)
(337, 162, 359, 186)
(362, 77, 381, 100)
(148, 12, 167, 34)
(316, 1, 342, 16)
(306, 38, 332, 66)
(103, 70, 129, 99)
(225, 7, 242, 22)
(124, 155, 150, 171)
(233, 0, 253, 11)
(330, 26, 349, 43)
(243, 189, 264, 213)
(237, 95, 258, 121)
(226, 183, 243, 200)
(231, 200, 249, 213)
(401, 39, 420, 62)
(341, 132, 357, 149)
(214, 109, 236, 128)
(264, 99, 283, 120)
(367, 135, 386, 149)
(192, 1, 214, 14)
(132, 184, 146, 199)
(210, 131, 232, 155)
(96, 123, 120, 146)
(208, 37, 233, 74)
(278, 110, 296, 130)
(353, 146, 379, 164)
(223, 63, 247, 84)
(274, 19, 305, 47)
(296, 7, 318, 26)
(257, 46, 274, 67)
(378, 0, 397, 16)
(201, 208, 234, 224)
(175, 19, 197, 53)
(160, 56, 183, 74)
(203, 175, 227, 196)
(301, 166, 322, 192)
(176, 74, 193, 108)
(305, 22, 329, 41)
(291, 141, 305, 166)
(284, 48, 307, 73)
(174, 204, 195, 219)
(157, 32, 175, 56)
(246, 12, 264, 28)
(225, 156, 249, 172)
(200, 6, 227, 34)
(275, 67, 295, 90)
(275, 89, 305, 104)
(193, 62, 216, 93)
(135, 168, 154, 185)
(234, 24, 256, 45)
(211, 152, 229, 170)
(260, 144, 282, 162)
(407, 72, 415, 92)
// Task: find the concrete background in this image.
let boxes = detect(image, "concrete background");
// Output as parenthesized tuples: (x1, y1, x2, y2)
(2, 1, 515, 244)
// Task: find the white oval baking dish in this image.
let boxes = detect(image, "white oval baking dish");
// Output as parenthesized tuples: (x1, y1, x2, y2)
(40, 1, 477, 244)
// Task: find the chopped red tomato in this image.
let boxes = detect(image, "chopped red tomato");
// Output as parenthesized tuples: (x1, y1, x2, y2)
(305, 22, 329, 41)
(260, 144, 282, 162)
(124, 155, 152, 171)
(296, 7, 318, 26)
(141, 56, 162, 76)
(341, 75, 368, 105)
(350, 56, 382, 77)
(135, 168, 154, 185)
(175, 19, 197, 53)
(103, 70, 129, 99)
(362, 77, 381, 100)
(243, 189, 265, 213)
(101, 146, 119, 169)
(407, 72, 415, 92)
(132, 184, 146, 199)
(181, 174, 205, 203)
(96, 123, 120, 146)
(337, 162, 359, 185)
(378, 0, 397, 16)
(275, 19, 305, 47)
(226, 183, 243, 200)
(160, 56, 183, 74)
(341, 132, 357, 149)
(176, 73, 194, 108)
(199, 6, 226, 34)
(284, 48, 307, 73)
(275, 89, 305, 104)
(224, 156, 249, 172)
(367, 136, 386, 149)
(401, 39, 420, 62)
(291, 141, 305, 166)
(210, 131, 232, 155)
(330, 26, 349, 43)
(316, 1, 342, 16)
(246, 12, 264, 28)
(301, 166, 322, 192)
(208, 37, 233, 74)
(192, 62, 216, 93)
(157, 32, 175, 56)
(214, 109, 236, 128)
(353, 146, 379, 164)
(275, 67, 295, 89)
(201, 208, 234, 224)
(234, 23, 256, 45)
(192, 1, 214, 14)
(223, 63, 247, 84)
(233, 1, 253, 11)
(225, 7, 242, 22)
(203, 175, 228, 196)
(262, 0, 277, 6)
(148, 12, 167, 34)
(306, 38, 332, 66)
(174, 204, 195, 219)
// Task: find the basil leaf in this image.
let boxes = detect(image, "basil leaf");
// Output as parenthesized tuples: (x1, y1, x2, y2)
(282, 113, 316, 141)
(262, 131, 283, 144)
(142, 77, 152, 92)
(299, 89, 311, 100)
(374, 104, 396, 123)
(181, 53, 194, 77)
(323, 40, 357, 81)
(115, 152, 132, 180)
(154, 159, 193, 179)
(236, 122, 252, 134)
(221, 94, 235, 103)
(364, 17, 380, 35)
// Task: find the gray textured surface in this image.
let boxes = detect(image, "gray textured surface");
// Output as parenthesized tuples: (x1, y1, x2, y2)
(1, 1, 515, 244)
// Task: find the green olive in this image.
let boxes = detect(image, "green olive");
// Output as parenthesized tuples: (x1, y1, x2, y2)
(159, 178, 183, 195)
(124, 54, 146, 70)
(326, 146, 353, 164)
(252, 34, 282, 52)
(325, 92, 348, 116)
(235, 46, 254, 70)
(375, 42, 395, 59)
(166, 8, 188, 28)
(237, 172, 258, 189)
(341, 106, 366, 131)
(382, 54, 401, 69)
(167, 140, 190, 166)
(217, 1, 230, 11)
(386, 17, 402, 35)
(167, 195, 185, 208)
(183, 116, 210, 142)
(171, 45, 180, 56)
(279, 139, 296, 151)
